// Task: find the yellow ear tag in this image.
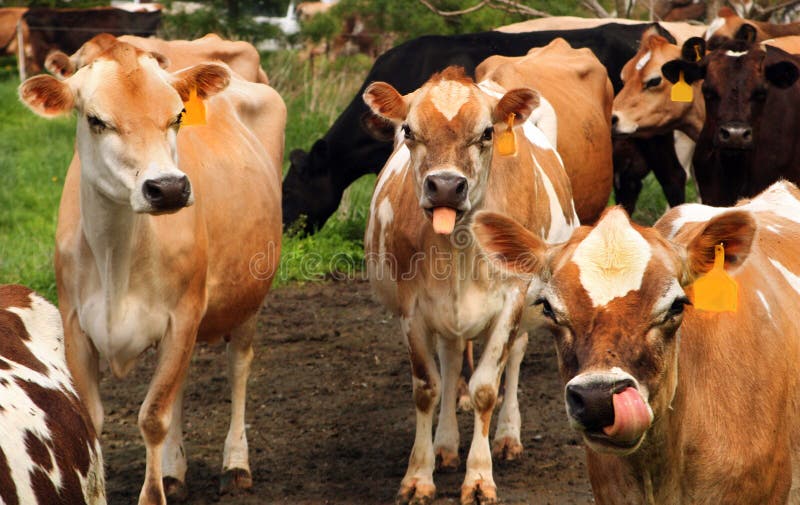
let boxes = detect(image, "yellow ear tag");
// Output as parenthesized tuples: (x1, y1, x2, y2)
(694, 44, 703, 62)
(181, 87, 206, 126)
(671, 71, 693, 103)
(691, 244, 738, 312)
(496, 112, 517, 156)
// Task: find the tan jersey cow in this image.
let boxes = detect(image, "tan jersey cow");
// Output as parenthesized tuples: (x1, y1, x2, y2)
(45, 32, 269, 84)
(474, 180, 800, 504)
(19, 41, 284, 505)
(363, 66, 578, 505)
(706, 6, 800, 48)
(476, 38, 614, 224)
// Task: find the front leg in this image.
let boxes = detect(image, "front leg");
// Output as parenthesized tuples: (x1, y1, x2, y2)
(461, 289, 525, 505)
(434, 337, 464, 471)
(63, 309, 104, 433)
(493, 331, 528, 461)
(397, 316, 441, 505)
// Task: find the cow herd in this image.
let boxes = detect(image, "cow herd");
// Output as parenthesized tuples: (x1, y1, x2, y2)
(4, 7, 800, 505)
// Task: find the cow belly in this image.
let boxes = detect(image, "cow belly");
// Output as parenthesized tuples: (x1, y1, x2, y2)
(79, 294, 168, 377)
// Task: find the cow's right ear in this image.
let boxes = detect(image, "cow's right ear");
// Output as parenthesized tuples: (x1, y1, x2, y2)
(681, 37, 706, 62)
(662, 60, 706, 85)
(18, 75, 74, 118)
(684, 210, 756, 280)
(472, 211, 548, 277)
(172, 63, 230, 101)
(44, 50, 75, 79)
(360, 111, 396, 142)
(363, 81, 408, 123)
(733, 23, 757, 44)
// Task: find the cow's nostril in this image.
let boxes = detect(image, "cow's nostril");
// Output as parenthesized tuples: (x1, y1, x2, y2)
(743, 130, 752, 140)
(566, 386, 585, 414)
(720, 129, 730, 140)
(144, 180, 163, 201)
(425, 178, 437, 194)
(455, 180, 467, 196)
(611, 114, 619, 126)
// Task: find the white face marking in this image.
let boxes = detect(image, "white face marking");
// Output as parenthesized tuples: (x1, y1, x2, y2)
(635, 50, 652, 71)
(573, 209, 652, 307)
(725, 50, 748, 57)
(769, 258, 800, 295)
(429, 80, 471, 121)
(651, 280, 686, 316)
(705, 17, 726, 39)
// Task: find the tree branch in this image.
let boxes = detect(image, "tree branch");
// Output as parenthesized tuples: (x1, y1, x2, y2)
(752, 0, 800, 21)
(489, 0, 552, 17)
(418, 0, 490, 17)
(417, 0, 552, 19)
(582, 0, 611, 18)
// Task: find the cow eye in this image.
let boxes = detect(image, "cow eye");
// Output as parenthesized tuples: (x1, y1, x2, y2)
(666, 296, 691, 319)
(481, 126, 494, 141)
(87, 114, 107, 132)
(173, 110, 185, 128)
(402, 124, 414, 141)
(535, 298, 557, 322)
(644, 76, 662, 89)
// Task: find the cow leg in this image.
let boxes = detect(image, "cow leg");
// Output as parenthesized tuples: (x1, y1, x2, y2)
(492, 331, 528, 462)
(220, 314, 256, 495)
(434, 337, 464, 472)
(161, 383, 188, 502)
(457, 341, 473, 411)
(640, 134, 686, 208)
(461, 291, 525, 505)
(397, 316, 440, 505)
(137, 319, 198, 505)
(63, 311, 104, 433)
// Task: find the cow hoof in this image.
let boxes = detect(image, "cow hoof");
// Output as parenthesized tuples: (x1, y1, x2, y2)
(162, 477, 188, 502)
(396, 479, 435, 505)
(461, 480, 497, 505)
(219, 468, 253, 496)
(435, 447, 460, 472)
(492, 436, 523, 461)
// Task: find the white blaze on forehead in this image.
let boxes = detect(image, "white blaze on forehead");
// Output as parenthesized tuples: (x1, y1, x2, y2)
(572, 208, 652, 307)
(705, 16, 726, 39)
(635, 50, 652, 71)
(429, 80, 472, 121)
(725, 50, 748, 58)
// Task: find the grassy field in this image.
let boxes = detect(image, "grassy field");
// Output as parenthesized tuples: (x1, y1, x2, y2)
(0, 51, 684, 302)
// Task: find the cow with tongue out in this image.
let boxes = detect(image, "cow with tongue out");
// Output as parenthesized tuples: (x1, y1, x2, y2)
(363, 65, 578, 504)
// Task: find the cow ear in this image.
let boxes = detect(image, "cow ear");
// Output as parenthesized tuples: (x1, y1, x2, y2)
(363, 81, 408, 123)
(765, 60, 800, 89)
(150, 51, 170, 70)
(493, 88, 539, 125)
(681, 37, 706, 62)
(360, 111, 396, 142)
(685, 210, 756, 279)
(44, 50, 75, 79)
(172, 63, 230, 101)
(18, 75, 75, 118)
(662, 60, 705, 85)
(734, 23, 757, 44)
(472, 211, 548, 277)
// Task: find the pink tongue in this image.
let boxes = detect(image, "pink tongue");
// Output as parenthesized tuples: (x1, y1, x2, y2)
(602, 387, 652, 443)
(432, 207, 457, 234)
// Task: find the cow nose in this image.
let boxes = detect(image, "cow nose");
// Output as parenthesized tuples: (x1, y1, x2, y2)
(718, 123, 753, 149)
(610, 114, 619, 127)
(424, 173, 468, 208)
(143, 176, 191, 211)
(565, 378, 636, 432)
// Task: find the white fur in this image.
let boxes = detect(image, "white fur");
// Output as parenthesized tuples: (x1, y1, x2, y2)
(705, 17, 726, 39)
(429, 80, 471, 121)
(635, 50, 652, 71)
(770, 258, 800, 296)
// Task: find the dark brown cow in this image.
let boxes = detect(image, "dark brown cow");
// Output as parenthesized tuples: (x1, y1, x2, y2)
(663, 37, 800, 205)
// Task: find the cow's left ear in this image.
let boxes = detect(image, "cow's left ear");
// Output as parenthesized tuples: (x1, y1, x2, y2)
(363, 81, 409, 124)
(172, 63, 230, 101)
(150, 51, 170, 70)
(473, 210, 548, 277)
(765, 60, 800, 89)
(492, 88, 539, 125)
(18, 75, 75, 118)
(684, 210, 756, 280)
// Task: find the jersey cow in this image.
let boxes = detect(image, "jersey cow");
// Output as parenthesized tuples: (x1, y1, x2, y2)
(474, 181, 800, 504)
(45, 32, 269, 85)
(0, 285, 105, 505)
(662, 36, 800, 205)
(706, 6, 800, 48)
(364, 66, 578, 505)
(19, 41, 285, 504)
(475, 38, 614, 222)
(283, 22, 679, 231)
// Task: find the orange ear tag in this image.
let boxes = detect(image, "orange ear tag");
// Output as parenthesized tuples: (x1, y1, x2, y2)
(182, 87, 206, 126)
(691, 244, 738, 312)
(671, 71, 693, 103)
(694, 44, 703, 62)
(496, 112, 517, 156)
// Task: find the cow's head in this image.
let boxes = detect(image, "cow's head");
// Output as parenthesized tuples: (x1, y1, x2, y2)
(663, 39, 799, 151)
(363, 66, 538, 230)
(613, 31, 706, 139)
(473, 206, 756, 455)
(20, 41, 229, 214)
(705, 7, 762, 50)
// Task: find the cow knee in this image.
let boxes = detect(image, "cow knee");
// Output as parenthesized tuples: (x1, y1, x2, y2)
(413, 378, 440, 413)
(471, 384, 496, 414)
(139, 408, 168, 445)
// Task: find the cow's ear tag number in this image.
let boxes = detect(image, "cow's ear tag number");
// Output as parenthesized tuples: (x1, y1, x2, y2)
(497, 112, 517, 156)
(671, 71, 693, 103)
(182, 87, 206, 126)
(691, 243, 738, 312)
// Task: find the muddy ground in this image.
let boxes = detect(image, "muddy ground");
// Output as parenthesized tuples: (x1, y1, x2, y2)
(102, 279, 595, 504)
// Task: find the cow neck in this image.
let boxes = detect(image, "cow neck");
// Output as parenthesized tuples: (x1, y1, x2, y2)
(679, 95, 705, 142)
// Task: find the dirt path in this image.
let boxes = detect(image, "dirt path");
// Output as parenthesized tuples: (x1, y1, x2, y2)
(102, 280, 594, 504)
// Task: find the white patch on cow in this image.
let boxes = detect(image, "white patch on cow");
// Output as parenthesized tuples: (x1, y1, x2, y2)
(377, 197, 394, 257)
(705, 17, 726, 39)
(429, 80, 471, 121)
(533, 154, 575, 243)
(635, 50, 652, 71)
(756, 289, 772, 318)
(572, 209, 652, 307)
(766, 224, 782, 234)
(479, 80, 559, 150)
(770, 258, 800, 296)
(367, 144, 410, 243)
(725, 50, 748, 58)
(674, 131, 695, 179)
(651, 281, 686, 316)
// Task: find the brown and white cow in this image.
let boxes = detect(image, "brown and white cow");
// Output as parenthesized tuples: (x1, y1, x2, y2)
(18, 40, 284, 505)
(474, 181, 800, 503)
(0, 284, 105, 505)
(476, 38, 614, 224)
(706, 6, 800, 48)
(363, 66, 578, 504)
(45, 32, 269, 84)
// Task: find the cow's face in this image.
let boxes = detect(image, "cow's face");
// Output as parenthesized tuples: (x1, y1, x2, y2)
(613, 34, 702, 138)
(473, 207, 756, 456)
(363, 66, 538, 230)
(19, 41, 229, 214)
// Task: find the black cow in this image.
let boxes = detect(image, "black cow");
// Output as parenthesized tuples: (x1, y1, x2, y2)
(664, 36, 800, 205)
(283, 22, 682, 230)
(23, 7, 161, 75)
